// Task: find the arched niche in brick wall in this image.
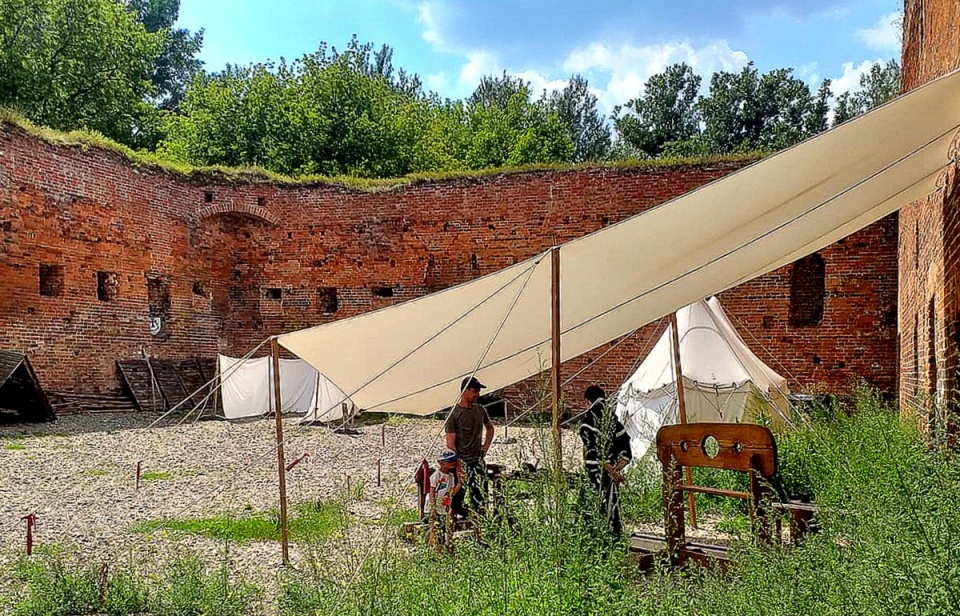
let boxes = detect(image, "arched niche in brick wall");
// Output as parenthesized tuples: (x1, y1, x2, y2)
(198, 202, 280, 226)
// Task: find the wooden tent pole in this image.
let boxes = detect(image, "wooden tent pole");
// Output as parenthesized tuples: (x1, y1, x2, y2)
(271, 338, 291, 564)
(669, 312, 698, 529)
(551, 247, 562, 484)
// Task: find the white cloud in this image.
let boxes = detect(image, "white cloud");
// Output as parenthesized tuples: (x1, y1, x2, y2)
(562, 40, 750, 113)
(459, 51, 501, 87)
(416, 1, 448, 48)
(517, 70, 567, 99)
(857, 12, 901, 52)
(830, 59, 879, 96)
(825, 59, 884, 124)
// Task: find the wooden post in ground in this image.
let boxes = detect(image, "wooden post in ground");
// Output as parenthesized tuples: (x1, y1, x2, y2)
(669, 312, 697, 529)
(271, 338, 291, 564)
(551, 247, 562, 485)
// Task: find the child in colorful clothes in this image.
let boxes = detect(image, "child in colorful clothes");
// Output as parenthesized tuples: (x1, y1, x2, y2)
(427, 449, 466, 551)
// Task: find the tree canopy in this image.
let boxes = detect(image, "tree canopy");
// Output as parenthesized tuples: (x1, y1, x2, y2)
(0, 1, 903, 177)
(0, 0, 164, 145)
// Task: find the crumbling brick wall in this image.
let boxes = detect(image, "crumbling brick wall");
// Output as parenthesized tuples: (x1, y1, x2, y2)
(0, 124, 898, 409)
(899, 0, 960, 426)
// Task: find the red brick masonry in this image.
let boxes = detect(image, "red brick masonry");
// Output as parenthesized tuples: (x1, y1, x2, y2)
(0, 125, 898, 407)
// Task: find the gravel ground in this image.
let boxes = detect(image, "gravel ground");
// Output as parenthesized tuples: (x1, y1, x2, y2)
(0, 412, 583, 601)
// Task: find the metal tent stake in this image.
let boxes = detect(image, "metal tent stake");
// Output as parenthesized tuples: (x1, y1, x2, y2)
(272, 338, 291, 565)
(669, 312, 697, 529)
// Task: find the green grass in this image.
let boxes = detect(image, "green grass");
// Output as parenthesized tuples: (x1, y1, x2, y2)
(11, 388, 960, 614)
(374, 498, 419, 527)
(133, 499, 350, 544)
(139, 471, 171, 481)
(10, 547, 260, 616)
(3, 442, 26, 451)
(80, 469, 110, 477)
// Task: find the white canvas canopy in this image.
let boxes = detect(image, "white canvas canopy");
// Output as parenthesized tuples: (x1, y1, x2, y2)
(614, 297, 791, 460)
(278, 69, 960, 415)
(217, 355, 353, 422)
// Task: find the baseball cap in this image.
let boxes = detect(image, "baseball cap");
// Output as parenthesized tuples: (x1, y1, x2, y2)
(438, 449, 458, 463)
(460, 376, 486, 392)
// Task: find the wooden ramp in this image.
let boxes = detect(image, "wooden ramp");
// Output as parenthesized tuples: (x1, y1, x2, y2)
(117, 358, 216, 414)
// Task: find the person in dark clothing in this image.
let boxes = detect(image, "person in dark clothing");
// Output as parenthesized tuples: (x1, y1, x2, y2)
(578, 385, 633, 537)
(444, 376, 495, 517)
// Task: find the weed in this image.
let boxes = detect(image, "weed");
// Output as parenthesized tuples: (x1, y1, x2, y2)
(140, 471, 171, 481)
(148, 549, 262, 616)
(3, 442, 26, 451)
(81, 469, 111, 477)
(11, 389, 960, 614)
(133, 499, 350, 544)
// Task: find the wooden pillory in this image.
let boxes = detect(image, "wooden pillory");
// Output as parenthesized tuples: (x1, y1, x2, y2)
(632, 422, 778, 569)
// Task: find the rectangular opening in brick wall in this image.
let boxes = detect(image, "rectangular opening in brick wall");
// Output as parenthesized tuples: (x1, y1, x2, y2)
(204, 191, 213, 203)
(147, 276, 171, 316)
(264, 287, 282, 300)
(257, 196, 266, 206)
(97, 271, 118, 302)
(788, 253, 825, 327)
(372, 286, 394, 298)
(39, 264, 64, 297)
(192, 281, 207, 297)
(318, 287, 338, 313)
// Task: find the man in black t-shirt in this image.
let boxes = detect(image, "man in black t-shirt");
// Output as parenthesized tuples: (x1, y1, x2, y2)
(444, 376, 495, 516)
(578, 385, 632, 537)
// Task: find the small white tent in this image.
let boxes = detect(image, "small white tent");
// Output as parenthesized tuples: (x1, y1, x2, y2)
(217, 354, 355, 423)
(614, 297, 791, 460)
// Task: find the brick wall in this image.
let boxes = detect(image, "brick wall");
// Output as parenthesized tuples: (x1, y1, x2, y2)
(899, 0, 960, 425)
(0, 124, 899, 409)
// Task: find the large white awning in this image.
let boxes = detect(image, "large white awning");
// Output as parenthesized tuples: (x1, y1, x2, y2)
(279, 69, 960, 415)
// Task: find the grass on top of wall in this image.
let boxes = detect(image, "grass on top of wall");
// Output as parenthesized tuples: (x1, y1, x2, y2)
(0, 107, 764, 193)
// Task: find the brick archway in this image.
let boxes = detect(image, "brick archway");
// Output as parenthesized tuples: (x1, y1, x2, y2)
(199, 203, 280, 225)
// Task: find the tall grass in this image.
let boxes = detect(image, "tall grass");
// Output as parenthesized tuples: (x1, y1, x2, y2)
(8, 389, 960, 614)
(277, 388, 960, 615)
(8, 546, 261, 616)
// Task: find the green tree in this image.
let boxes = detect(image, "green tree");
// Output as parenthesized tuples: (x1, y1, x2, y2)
(698, 63, 827, 153)
(833, 59, 901, 125)
(160, 38, 434, 178)
(0, 0, 163, 145)
(544, 74, 610, 162)
(463, 73, 573, 168)
(124, 0, 204, 112)
(613, 62, 702, 158)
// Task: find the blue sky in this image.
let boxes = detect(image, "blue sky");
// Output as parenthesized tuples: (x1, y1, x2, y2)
(176, 0, 901, 115)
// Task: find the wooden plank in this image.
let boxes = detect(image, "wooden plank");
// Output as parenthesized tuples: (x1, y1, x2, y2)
(656, 423, 777, 477)
(151, 359, 190, 411)
(197, 358, 217, 384)
(177, 359, 212, 409)
(630, 532, 731, 570)
(117, 360, 165, 413)
(677, 485, 752, 499)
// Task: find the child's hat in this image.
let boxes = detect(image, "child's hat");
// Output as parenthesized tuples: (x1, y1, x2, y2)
(438, 449, 458, 463)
